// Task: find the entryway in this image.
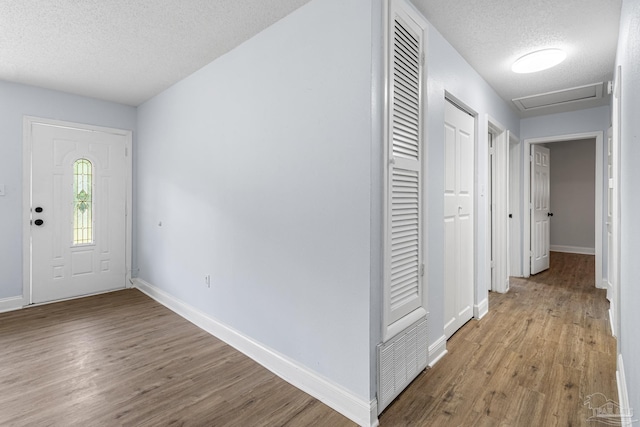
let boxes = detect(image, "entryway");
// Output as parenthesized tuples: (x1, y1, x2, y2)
(23, 117, 132, 304)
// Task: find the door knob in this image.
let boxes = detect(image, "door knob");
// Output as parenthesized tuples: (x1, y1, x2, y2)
(547, 212, 554, 217)
(34, 219, 44, 226)
(35, 207, 43, 213)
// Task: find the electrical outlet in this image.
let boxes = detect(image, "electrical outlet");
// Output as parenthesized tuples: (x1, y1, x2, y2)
(204, 275, 211, 288)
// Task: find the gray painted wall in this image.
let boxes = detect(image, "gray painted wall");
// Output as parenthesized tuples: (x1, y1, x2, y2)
(520, 106, 610, 140)
(549, 139, 596, 251)
(136, 0, 375, 400)
(134, 0, 523, 402)
(0, 80, 136, 301)
(616, 0, 640, 415)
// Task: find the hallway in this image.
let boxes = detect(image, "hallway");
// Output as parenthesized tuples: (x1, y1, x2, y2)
(380, 252, 617, 426)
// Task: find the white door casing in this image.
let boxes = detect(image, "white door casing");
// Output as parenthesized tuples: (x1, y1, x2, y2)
(606, 127, 615, 319)
(24, 118, 132, 304)
(444, 100, 474, 339)
(509, 134, 522, 277)
(530, 144, 551, 275)
(488, 131, 494, 292)
(487, 118, 510, 294)
(608, 66, 622, 338)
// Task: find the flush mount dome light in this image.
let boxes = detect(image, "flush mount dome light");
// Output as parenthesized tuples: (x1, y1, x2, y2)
(512, 48, 567, 73)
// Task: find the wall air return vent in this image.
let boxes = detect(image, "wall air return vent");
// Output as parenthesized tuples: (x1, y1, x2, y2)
(512, 82, 604, 112)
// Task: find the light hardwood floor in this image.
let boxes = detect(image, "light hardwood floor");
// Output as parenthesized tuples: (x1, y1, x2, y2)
(0, 290, 355, 427)
(380, 252, 617, 426)
(1, 252, 616, 426)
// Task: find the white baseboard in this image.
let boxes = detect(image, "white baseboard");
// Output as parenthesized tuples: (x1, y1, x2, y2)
(474, 298, 489, 319)
(609, 309, 616, 337)
(549, 245, 595, 255)
(428, 334, 447, 368)
(132, 279, 378, 427)
(0, 295, 24, 313)
(616, 354, 635, 427)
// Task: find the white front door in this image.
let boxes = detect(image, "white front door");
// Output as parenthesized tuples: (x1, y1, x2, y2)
(530, 144, 551, 275)
(28, 119, 130, 304)
(444, 100, 474, 339)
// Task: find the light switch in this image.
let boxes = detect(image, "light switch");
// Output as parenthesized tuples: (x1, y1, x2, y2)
(0, 185, 5, 196)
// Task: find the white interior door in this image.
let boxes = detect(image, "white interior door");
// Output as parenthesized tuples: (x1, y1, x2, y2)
(29, 121, 129, 304)
(530, 144, 551, 275)
(444, 100, 474, 339)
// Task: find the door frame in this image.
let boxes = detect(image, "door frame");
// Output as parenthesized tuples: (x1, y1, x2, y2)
(509, 132, 522, 277)
(486, 115, 509, 294)
(522, 131, 603, 283)
(22, 116, 133, 305)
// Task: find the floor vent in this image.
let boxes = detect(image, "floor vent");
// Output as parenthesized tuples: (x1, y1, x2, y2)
(512, 82, 604, 112)
(377, 316, 428, 412)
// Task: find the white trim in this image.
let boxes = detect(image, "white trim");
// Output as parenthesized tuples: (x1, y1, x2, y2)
(617, 354, 634, 427)
(428, 334, 447, 367)
(474, 297, 489, 319)
(132, 279, 378, 427)
(608, 309, 616, 337)
(522, 132, 603, 284)
(486, 116, 510, 294)
(509, 133, 523, 277)
(0, 296, 25, 313)
(604, 278, 613, 301)
(22, 116, 133, 304)
(549, 245, 595, 255)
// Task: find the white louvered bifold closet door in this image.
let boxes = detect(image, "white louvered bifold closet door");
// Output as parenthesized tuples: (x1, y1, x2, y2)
(378, 0, 428, 414)
(385, 1, 424, 326)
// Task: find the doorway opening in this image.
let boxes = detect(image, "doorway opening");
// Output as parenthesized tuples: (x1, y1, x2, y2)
(522, 131, 603, 284)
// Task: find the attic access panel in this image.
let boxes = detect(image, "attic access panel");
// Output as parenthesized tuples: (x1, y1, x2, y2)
(512, 82, 604, 111)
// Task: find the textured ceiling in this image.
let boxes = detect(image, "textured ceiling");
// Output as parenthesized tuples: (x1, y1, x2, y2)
(0, 0, 622, 115)
(0, 0, 312, 106)
(411, 0, 622, 117)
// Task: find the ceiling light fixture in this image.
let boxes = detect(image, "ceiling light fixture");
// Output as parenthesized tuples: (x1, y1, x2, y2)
(512, 48, 567, 74)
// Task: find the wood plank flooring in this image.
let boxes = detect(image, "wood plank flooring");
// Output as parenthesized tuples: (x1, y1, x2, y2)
(0, 290, 355, 427)
(380, 252, 617, 426)
(1, 252, 617, 426)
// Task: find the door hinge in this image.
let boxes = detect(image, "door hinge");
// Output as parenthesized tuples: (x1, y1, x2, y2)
(125, 147, 129, 157)
(420, 263, 425, 277)
(421, 52, 425, 66)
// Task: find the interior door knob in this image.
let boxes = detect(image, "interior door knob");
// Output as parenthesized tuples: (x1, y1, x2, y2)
(547, 212, 554, 217)
(34, 219, 44, 226)
(35, 207, 43, 213)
